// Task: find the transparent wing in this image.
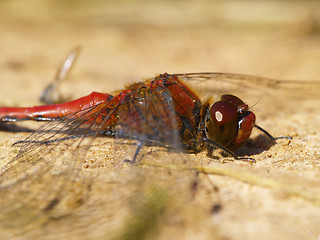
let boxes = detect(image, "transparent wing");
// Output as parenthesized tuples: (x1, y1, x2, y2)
(109, 79, 208, 238)
(175, 72, 320, 100)
(0, 80, 204, 236)
(0, 101, 122, 229)
(114, 83, 181, 152)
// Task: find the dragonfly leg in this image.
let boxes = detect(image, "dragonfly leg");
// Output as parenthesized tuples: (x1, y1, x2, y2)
(123, 140, 144, 164)
(204, 138, 256, 163)
(254, 125, 292, 140)
(132, 141, 144, 163)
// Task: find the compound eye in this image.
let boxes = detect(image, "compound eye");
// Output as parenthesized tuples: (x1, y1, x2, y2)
(220, 94, 245, 107)
(210, 101, 237, 126)
(220, 94, 249, 113)
(207, 101, 238, 147)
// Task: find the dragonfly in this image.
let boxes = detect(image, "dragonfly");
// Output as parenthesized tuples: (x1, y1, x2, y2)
(0, 71, 291, 162)
(0, 49, 318, 235)
(0, 50, 292, 164)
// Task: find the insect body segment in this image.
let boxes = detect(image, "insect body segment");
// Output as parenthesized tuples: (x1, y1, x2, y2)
(0, 92, 112, 122)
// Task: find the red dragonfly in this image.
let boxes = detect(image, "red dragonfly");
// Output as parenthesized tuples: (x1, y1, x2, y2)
(0, 71, 292, 163)
(0, 49, 293, 164)
(0, 50, 319, 232)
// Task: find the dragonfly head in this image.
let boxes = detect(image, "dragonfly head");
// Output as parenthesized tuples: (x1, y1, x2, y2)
(206, 94, 256, 150)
